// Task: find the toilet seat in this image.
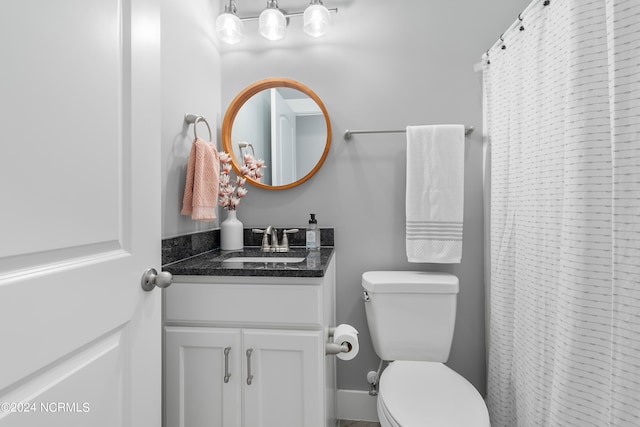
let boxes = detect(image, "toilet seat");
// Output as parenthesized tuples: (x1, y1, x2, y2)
(377, 361, 490, 427)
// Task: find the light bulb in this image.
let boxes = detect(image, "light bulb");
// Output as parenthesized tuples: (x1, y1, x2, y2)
(216, 11, 243, 45)
(303, 1, 331, 37)
(259, 4, 286, 41)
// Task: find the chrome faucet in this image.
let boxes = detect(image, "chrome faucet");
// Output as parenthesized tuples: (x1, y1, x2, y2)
(265, 225, 279, 249)
(252, 227, 299, 252)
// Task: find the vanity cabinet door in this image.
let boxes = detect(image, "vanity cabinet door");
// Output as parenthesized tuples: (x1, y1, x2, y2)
(165, 327, 242, 427)
(242, 329, 324, 427)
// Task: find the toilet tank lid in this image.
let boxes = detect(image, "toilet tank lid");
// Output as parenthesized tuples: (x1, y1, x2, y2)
(362, 271, 459, 294)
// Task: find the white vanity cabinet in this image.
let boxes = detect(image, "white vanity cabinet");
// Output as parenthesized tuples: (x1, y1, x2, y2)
(164, 257, 336, 427)
(164, 327, 242, 426)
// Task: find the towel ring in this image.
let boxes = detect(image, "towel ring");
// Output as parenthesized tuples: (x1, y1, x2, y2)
(237, 141, 255, 161)
(184, 113, 213, 142)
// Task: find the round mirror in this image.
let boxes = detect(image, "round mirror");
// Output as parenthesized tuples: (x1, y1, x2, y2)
(222, 78, 331, 190)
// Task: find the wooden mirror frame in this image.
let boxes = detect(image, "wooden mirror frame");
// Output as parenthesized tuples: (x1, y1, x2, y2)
(221, 77, 332, 190)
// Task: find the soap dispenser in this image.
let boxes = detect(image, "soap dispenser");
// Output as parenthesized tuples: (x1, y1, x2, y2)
(306, 213, 320, 251)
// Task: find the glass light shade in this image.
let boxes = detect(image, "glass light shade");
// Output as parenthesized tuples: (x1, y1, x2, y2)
(216, 12, 244, 45)
(303, 4, 331, 37)
(259, 8, 286, 41)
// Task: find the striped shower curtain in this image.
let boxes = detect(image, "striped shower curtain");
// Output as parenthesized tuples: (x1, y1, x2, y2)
(483, 1, 640, 426)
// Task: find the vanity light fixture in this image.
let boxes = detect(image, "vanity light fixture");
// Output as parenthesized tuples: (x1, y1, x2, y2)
(215, 0, 337, 45)
(216, 1, 244, 45)
(303, 0, 331, 38)
(259, 0, 287, 41)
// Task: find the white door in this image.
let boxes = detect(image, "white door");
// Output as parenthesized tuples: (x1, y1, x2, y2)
(270, 89, 297, 186)
(0, 1, 162, 426)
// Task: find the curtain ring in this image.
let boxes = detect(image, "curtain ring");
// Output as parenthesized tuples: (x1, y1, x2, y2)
(518, 12, 525, 31)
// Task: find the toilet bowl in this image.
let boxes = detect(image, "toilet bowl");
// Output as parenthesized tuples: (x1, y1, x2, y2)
(376, 361, 489, 427)
(362, 271, 490, 427)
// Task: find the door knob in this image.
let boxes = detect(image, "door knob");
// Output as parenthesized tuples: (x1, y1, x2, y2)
(141, 268, 173, 291)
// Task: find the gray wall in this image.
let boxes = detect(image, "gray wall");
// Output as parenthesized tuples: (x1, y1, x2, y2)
(218, 0, 530, 393)
(161, 0, 222, 238)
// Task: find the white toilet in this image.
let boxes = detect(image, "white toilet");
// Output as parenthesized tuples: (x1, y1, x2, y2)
(362, 271, 490, 427)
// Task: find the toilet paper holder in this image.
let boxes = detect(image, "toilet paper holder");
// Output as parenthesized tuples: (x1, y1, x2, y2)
(325, 327, 353, 356)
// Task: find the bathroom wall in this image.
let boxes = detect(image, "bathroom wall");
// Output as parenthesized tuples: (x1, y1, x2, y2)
(161, 0, 222, 238)
(217, 0, 532, 397)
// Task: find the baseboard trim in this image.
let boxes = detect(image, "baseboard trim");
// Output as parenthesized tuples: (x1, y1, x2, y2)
(336, 389, 379, 422)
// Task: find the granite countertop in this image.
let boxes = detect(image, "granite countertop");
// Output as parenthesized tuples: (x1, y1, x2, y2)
(162, 246, 334, 278)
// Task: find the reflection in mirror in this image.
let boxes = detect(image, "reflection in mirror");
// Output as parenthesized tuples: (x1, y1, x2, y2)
(222, 78, 331, 190)
(232, 87, 325, 186)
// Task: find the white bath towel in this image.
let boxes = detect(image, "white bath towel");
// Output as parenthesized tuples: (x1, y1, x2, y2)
(406, 125, 465, 263)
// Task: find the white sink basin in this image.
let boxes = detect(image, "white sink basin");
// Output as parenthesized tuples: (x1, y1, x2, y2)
(222, 256, 306, 263)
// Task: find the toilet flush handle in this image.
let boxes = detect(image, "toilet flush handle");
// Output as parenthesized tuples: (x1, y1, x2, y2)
(362, 290, 371, 302)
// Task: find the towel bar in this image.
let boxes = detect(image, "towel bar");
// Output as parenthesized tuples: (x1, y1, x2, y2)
(344, 126, 474, 140)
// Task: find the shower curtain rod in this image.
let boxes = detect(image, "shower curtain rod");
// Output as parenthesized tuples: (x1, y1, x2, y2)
(343, 126, 474, 140)
(487, 0, 547, 54)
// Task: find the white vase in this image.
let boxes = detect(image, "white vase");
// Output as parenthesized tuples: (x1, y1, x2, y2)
(220, 209, 244, 251)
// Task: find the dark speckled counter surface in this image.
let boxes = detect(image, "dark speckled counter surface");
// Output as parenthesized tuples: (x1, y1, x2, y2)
(163, 246, 334, 278)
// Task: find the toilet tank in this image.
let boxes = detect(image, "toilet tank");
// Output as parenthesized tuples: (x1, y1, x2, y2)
(362, 271, 459, 362)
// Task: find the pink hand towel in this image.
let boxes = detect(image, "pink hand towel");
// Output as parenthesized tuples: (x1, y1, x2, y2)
(181, 137, 220, 221)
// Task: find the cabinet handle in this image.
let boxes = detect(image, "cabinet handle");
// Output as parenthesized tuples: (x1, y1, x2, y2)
(246, 348, 254, 386)
(223, 347, 231, 383)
